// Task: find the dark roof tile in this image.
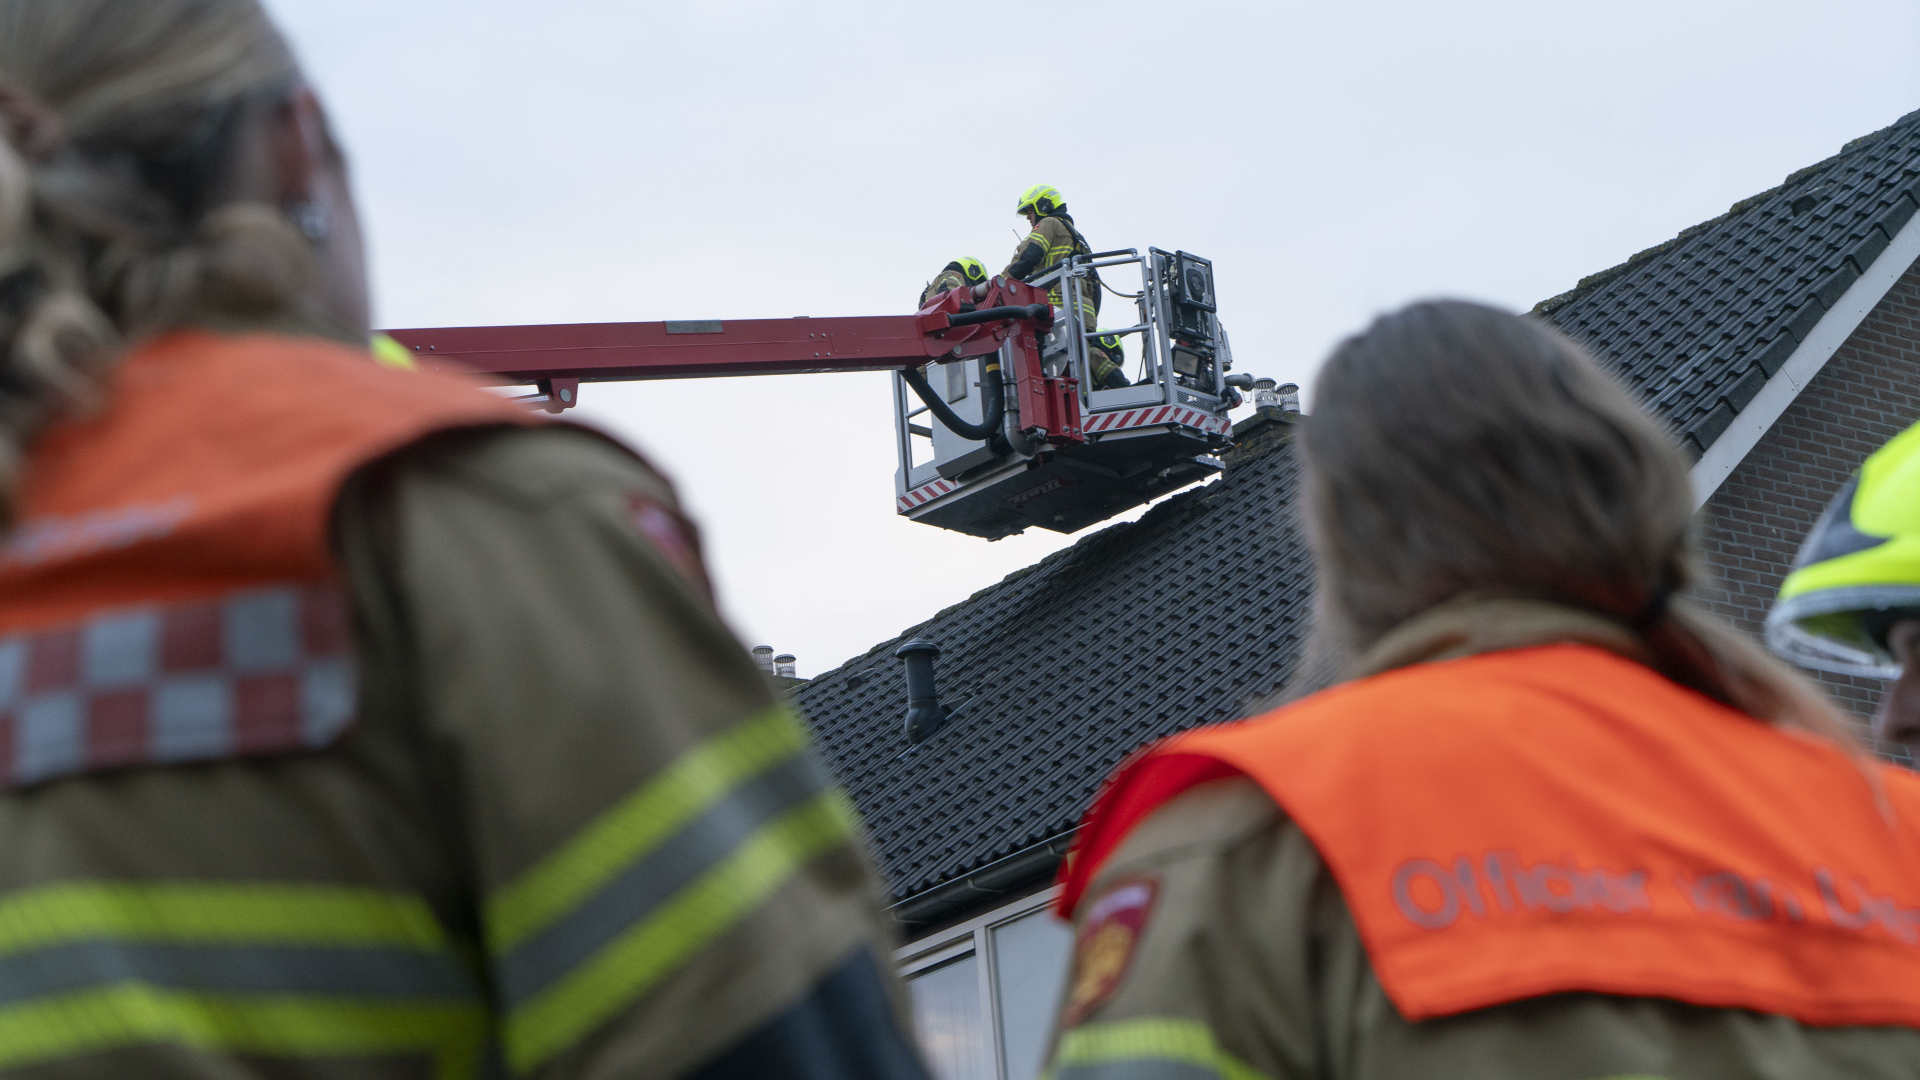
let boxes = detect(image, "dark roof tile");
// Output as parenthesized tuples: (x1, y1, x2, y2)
(794, 419, 1310, 902)
(1539, 108, 1920, 451)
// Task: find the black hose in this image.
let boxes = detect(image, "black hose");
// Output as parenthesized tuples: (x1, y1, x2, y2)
(946, 304, 1049, 327)
(902, 357, 1005, 446)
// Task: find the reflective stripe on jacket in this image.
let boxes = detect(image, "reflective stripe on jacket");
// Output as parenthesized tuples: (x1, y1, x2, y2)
(487, 704, 857, 1073)
(1061, 643, 1920, 1028)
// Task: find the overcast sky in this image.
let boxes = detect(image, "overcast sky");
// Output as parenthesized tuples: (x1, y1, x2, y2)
(266, 0, 1920, 676)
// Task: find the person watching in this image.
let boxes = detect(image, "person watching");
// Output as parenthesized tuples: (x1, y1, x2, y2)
(1768, 419, 1920, 761)
(0, 2, 930, 1077)
(1000, 186, 1126, 390)
(1046, 300, 1920, 1079)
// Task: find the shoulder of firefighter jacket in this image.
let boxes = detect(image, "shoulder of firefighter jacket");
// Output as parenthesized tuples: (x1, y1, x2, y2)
(0, 330, 537, 1075)
(1059, 643, 1920, 1030)
(1769, 420, 1920, 676)
(6, 330, 536, 634)
(1034, 215, 1086, 270)
(922, 269, 967, 307)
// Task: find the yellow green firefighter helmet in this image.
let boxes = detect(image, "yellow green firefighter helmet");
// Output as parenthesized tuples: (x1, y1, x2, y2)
(1015, 185, 1065, 217)
(1768, 420, 1920, 676)
(369, 332, 417, 371)
(952, 256, 986, 285)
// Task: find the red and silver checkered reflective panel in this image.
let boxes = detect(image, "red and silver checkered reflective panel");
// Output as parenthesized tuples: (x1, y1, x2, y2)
(0, 584, 356, 787)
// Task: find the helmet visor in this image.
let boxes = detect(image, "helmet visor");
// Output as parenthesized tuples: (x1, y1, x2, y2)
(1765, 585, 1920, 677)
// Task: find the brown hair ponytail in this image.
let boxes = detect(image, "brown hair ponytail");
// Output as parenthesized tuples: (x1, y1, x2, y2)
(0, 0, 319, 526)
(1301, 299, 1860, 751)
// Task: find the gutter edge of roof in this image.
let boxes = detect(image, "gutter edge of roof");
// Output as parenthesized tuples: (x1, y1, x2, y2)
(886, 830, 1077, 931)
(1688, 188, 1920, 509)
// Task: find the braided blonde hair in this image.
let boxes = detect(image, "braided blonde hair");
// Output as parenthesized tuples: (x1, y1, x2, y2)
(0, 0, 323, 526)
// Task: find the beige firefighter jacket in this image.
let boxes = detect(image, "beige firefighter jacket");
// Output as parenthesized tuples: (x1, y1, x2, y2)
(0, 422, 915, 1080)
(1046, 597, 1920, 1080)
(1006, 215, 1099, 327)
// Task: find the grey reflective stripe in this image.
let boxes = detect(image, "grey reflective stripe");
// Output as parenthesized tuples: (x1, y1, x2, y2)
(494, 750, 835, 1008)
(1053, 1063, 1222, 1080)
(0, 940, 477, 1006)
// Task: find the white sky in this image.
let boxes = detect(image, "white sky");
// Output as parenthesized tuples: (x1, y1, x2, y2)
(266, 0, 1920, 676)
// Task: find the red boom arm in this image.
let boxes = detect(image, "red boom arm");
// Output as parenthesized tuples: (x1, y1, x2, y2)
(383, 278, 1087, 443)
(387, 313, 959, 382)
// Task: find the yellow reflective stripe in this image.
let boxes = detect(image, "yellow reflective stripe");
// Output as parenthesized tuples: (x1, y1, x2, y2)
(1050, 1018, 1268, 1080)
(486, 705, 808, 953)
(0, 986, 485, 1080)
(503, 789, 857, 1073)
(0, 883, 446, 954)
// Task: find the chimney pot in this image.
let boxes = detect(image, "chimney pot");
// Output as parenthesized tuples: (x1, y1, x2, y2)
(751, 645, 775, 674)
(1278, 382, 1301, 413)
(1253, 377, 1280, 410)
(774, 654, 797, 679)
(894, 639, 948, 743)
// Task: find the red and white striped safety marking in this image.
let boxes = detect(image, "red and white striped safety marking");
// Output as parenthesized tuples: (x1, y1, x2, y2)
(897, 477, 958, 512)
(1083, 405, 1230, 436)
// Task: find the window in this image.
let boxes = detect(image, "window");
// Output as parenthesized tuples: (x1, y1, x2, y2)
(898, 888, 1074, 1080)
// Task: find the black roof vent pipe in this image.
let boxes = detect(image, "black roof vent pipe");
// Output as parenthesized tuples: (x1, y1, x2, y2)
(895, 639, 948, 743)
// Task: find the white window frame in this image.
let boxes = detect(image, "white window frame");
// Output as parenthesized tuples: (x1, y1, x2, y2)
(895, 885, 1064, 1080)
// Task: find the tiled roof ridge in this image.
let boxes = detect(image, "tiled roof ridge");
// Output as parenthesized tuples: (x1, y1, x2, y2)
(808, 413, 1301, 683)
(1534, 106, 1920, 318)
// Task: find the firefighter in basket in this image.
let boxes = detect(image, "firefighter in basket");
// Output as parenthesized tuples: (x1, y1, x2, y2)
(0, 2, 929, 1078)
(920, 256, 987, 308)
(1045, 301, 1920, 1079)
(1002, 185, 1127, 391)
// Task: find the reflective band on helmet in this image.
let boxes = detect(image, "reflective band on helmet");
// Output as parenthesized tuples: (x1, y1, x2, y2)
(486, 706, 856, 1073)
(0, 883, 483, 1079)
(1046, 1018, 1269, 1080)
(1766, 585, 1920, 677)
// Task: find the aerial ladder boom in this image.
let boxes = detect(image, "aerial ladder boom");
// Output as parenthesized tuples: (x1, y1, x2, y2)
(385, 248, 1253, 540)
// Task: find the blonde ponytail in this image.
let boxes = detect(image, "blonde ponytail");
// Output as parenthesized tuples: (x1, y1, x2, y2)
(0, 0, 317, 526)
(1303, 299, 1865, 755)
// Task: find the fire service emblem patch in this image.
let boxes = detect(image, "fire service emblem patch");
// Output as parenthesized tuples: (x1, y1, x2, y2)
(627, 493, 711, 597)
(1064, 877, 1159, 1025)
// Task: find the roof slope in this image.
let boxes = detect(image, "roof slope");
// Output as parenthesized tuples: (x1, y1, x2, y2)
(1537, 108, 1920, 456)
(795, 418, 1309, 908)
(795, 110, 1920, 918)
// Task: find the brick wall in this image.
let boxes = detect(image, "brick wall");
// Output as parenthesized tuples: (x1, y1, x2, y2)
(1694, 258, 1920, 758)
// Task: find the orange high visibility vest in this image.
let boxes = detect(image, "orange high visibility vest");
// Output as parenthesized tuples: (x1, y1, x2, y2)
(0, 330, 535, 786)
(1059, 644, 1920, 1028)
